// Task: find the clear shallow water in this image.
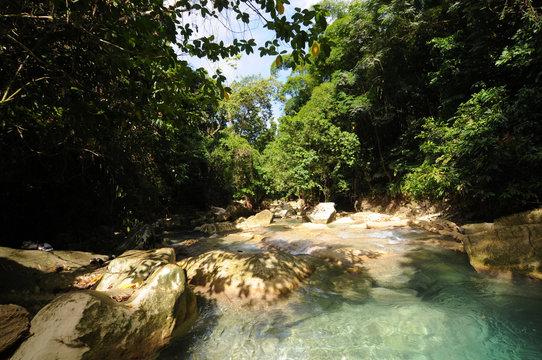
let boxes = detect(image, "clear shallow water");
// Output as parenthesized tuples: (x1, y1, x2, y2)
(160, 228, 542, 360)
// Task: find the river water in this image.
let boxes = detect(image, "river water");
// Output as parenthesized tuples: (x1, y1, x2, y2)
(159, 223, 542, 360)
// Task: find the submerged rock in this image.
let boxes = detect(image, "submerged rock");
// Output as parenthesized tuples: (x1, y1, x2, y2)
(306, 202, 336, 224)
(258, 237, 374, 269)
(0, 304, 30, 355)
(422, 238, 465, 252)
(308, 247, 372, 268)
(195, 221, 238, 234)
(12, 249, 197, 360)
(462, 208, 542, 279)
(178, 250, 314, 305)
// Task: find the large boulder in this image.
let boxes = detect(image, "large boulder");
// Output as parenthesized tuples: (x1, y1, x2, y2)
(462, 208, 542, 279)
(270, 201, 299, 218)
(178, 250, 314, 305)
(12, 249, 197, 360)
(306, 202, 336, 224)
(239, 209, 274, 228)
(274, 208, 294, 219)
(0, 304, 30, 355)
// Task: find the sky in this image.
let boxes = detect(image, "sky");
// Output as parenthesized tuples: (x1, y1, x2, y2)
(176, 0, 322, 83)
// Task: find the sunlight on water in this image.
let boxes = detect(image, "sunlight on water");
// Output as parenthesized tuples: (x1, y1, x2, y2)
(159, 229, 542, 360)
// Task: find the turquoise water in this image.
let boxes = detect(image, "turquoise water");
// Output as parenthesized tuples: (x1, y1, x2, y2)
(160, 229, 542, 360)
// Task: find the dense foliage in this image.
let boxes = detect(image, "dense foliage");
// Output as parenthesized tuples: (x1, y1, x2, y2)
(262, 82, 360, 203)
(217, 76, 280, 151)
(0, 0, 327, 247)
(262, 0, 542, 217)
(1, 0, 541, 249)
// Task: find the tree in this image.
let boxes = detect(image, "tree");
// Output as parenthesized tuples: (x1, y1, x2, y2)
(209, 129, 264, 208)
(267, 0, 542, 215)
(219, 75, 281, 151)
(262, 82, 360, 202)
(0, 0, 330, 247)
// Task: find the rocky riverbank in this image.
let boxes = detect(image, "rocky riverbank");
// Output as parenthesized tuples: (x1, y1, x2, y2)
(2, 202, 540, 358)
(1, 248, 196, 359)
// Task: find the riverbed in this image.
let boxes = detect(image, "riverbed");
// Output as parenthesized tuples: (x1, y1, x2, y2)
(159, 221, 542, 360)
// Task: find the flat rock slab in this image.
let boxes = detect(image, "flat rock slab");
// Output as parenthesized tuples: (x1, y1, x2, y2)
(409, 219, 465, 242)
(0, 247, 108, 315)
(178, 250, 314, 305)
(494, 208, 542, 227)
(0, 246, 106, 271)
(366, 219, 410, 229)
(332, 216, 355, 224)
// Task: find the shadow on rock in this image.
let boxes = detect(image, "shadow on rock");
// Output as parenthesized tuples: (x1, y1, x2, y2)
(178, 250, 315, 306)
(9, 248, 197, 360)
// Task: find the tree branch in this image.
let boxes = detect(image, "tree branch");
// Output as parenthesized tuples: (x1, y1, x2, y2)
(6, 33, 48, 67)
(1, 77, 50, 105)
(0, 13, 54, 20)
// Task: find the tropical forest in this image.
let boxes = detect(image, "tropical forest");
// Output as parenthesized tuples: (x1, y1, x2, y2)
(1, 1, 542, 359)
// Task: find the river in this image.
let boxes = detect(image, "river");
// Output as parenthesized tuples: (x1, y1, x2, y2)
(159, 221, 542, 360)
